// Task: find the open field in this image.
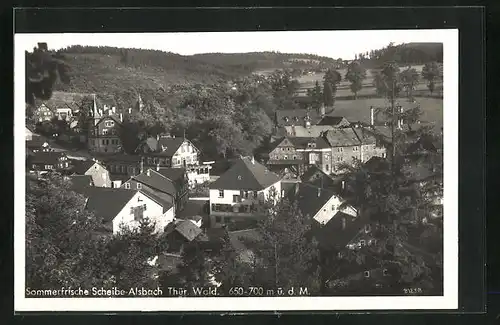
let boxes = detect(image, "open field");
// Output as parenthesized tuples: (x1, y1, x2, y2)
(328, 97, 443, 130)
(296, 65, 443, 97)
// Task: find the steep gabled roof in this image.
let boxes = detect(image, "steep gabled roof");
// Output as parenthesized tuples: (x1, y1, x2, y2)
(131, 169, 177, 196)
(323, 128, 361, 147)
(140, 190, 174, 213)
(71, 160, 98, 175)
(95, 115, 122, 127)
(351, 127, 378, 145)
(300, 166, 338, 189)
(75, 187, 138, 223)
(68, 175, 94, 191)
(287, 182, 338, 219)
(138, 136, 188, 157)
(155, 167, 186, 182)
(209, 157, 281, 191)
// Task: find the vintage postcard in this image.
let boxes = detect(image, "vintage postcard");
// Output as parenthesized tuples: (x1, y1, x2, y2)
(15, 29, 458, 312)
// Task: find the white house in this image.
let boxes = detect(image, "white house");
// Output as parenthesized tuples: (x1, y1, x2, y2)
(78, 187, 175, 235)
(71, 159, 111, 188)
(208, 156, 282, 227)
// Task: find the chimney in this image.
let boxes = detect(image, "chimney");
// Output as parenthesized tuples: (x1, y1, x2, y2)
(119, 113, 123, 123)
(146, 169, 151, 177)
(370, 106, 374, 126)
(156, 163, 160, 171)
(317, 187, 321, 197)
(128, 107, 132, 114)
(251, 156, 255, 164)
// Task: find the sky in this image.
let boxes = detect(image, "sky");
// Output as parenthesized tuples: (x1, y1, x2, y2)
(16, 30, 449, 60)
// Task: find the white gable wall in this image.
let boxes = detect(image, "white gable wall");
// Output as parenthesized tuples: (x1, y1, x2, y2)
(313, 193, 357, 225)
(112, 191, 174, 235)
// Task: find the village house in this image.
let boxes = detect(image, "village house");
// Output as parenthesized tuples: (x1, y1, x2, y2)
(208, 156, 282, 227)
(33, 103, 54, 123)
(121, 167, 189, 215)
(88, 95, 124, 154)
(135, 134, 200, 169)
(70, 159, 111, 188)
(321, 128, 364, 172)
(28, 151, 71, 175)
(266, 136, 332, 178)
(162, 219, 203, 253)
(98, 154, 142, 182)
(75, 186, 174, 235)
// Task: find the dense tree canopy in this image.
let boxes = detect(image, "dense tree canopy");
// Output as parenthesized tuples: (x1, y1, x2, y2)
(345, 61, 367, 99)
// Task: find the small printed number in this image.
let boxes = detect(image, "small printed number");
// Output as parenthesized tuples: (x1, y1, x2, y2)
(403, 287, 423, 294)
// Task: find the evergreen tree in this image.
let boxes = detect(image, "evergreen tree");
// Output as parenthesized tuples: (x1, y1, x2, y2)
(400, 67, 420, 101)
(323, 81, 335, 108)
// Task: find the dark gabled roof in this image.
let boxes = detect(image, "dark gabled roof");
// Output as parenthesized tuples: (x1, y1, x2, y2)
(351, 127, 378, 145)
(312, 211, 365, 250)
(71, 160, 98, 175)
(287, 182, 337, 219)
(300, 166, 338, 189)
(323, 128, 361, 147)
(30, 151, 66, 165)
(267, 159, 304, 165)
(139, 136, 187, 157)
(285, 125, 337, 137)
(209, 157, 281, 191)
(316, 116, 350, 127)
(95, 115, 122, 127)
(75, 187, 138, 223)
(155, 167, 186, 182)
(275, 109, 320, 127)
(288, 136, 331, 149)
(174, 220, 202, 242)
(141, 190, 174, 213)
(132, 169, 177, 196)
(68, 175, 94, 191)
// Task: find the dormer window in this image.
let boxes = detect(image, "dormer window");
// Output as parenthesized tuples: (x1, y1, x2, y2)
(105, 121, 114, 127)
(293, 116, 299, 122)
(284, 117, 289, 122)
(364, 271, 370, 278)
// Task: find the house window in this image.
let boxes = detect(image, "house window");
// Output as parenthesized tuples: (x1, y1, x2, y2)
(353, 147, 359, 151)
(253, 191, 258, 199)
(233, 195, 241, 203)
(284, 155, 288, 160)
(360, 240, 366, 246)
(137, 183, 142, 189)
(218, 190, 224, 198)
(244, 191, 249, 199)
(338, 147, 343, 152)
(105, 121, 114, 127)
(293, 155, 297, 160)
(364, 271, 370, 278)
(102, 129, 108, 135)
(143, 204, 147, 211)
(337, 156, 344, 162)
(325, 164, 329, 171)
(125, 183, 130, 189)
